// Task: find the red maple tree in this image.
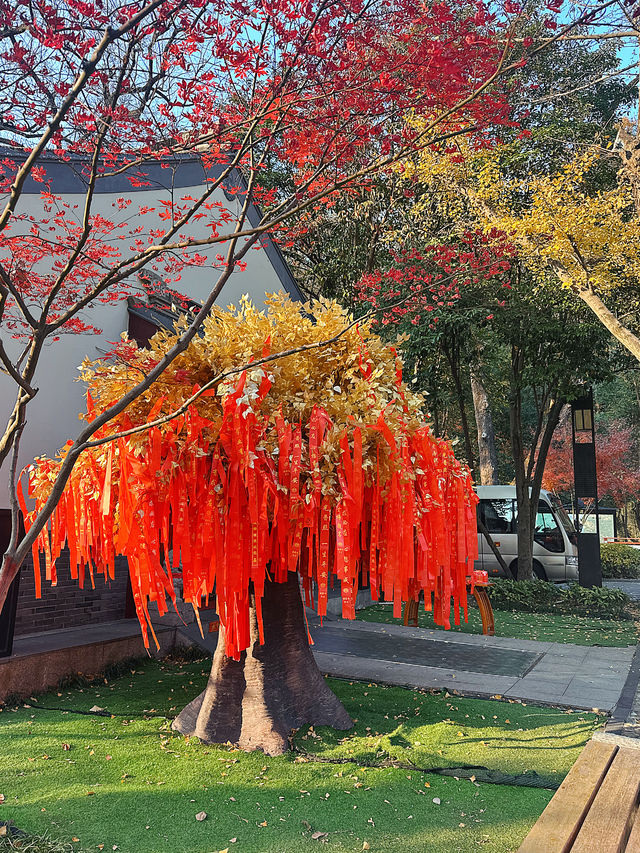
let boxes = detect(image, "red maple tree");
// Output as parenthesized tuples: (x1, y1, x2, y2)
(0, 0, 535, 610)
(543, 418, 640, 506)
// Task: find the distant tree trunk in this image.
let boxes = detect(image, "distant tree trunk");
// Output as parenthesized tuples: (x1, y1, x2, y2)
(470, 367, 498, 486)
(443, 337, 475, 474)
(173, 572, 353, 756)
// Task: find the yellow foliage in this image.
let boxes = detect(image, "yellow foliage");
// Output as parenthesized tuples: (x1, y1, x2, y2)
(402, 115, 640, 295)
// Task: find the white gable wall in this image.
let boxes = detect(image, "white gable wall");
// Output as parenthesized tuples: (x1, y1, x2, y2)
(0, 170, 299, 506)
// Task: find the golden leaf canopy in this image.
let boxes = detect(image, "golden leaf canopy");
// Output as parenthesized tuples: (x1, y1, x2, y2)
(27, 294, 479, 658)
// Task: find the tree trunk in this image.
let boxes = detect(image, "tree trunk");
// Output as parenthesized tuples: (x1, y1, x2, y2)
(443, 339, 475, 474)
(515, 492, 535, 581)
(509, 349, 533, 580)
(172, 572, 353, 755)
(510, 360, 564, 581)
(470, 368, 498, 486)
(575, 286, 640, 364)
(0, 554, 20, 616)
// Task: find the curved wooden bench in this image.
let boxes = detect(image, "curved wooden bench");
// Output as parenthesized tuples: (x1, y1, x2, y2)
(518, 740, 640, 853)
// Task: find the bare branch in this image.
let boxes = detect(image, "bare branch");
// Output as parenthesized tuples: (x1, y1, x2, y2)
(0, 339, 37, 398)
(0, 0, 174, 236)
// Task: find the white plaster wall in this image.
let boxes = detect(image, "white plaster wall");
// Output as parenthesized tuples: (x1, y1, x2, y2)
(0, 181, 293, 506)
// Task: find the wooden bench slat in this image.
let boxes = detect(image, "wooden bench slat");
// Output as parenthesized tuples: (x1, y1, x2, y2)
(572, 747, 640, 853)
(625, 808, 640, 853)
(518, 741, 618, 853)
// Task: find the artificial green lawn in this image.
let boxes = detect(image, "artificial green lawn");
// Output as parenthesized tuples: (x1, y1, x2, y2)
(357, 602, 639, 646)
(0, 657, 605, 853)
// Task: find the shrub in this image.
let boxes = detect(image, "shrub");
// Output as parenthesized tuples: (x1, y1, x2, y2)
(486, 579, 562, 613)
(600, 543, 640, 579)
(562, 583, 630, 619)
(486, 578, 632, 620)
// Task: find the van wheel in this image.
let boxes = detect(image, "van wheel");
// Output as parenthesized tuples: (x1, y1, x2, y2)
(532, 560, 548, 581)
(509, 560, 548, 581)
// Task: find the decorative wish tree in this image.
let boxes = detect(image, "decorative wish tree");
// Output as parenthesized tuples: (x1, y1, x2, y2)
(25, 296, 478, 754)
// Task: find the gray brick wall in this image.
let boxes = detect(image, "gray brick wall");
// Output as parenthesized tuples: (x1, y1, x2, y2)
(13, 550, 130, 636)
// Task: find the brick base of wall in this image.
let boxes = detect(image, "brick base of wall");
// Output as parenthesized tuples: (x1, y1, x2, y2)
(13, 552, 130, 636)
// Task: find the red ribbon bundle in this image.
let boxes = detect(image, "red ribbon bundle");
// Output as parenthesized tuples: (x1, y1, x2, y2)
(25, 371, 478, 660)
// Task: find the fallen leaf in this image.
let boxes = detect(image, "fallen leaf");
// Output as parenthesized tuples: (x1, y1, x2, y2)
(230, 839, 237, 844)
(0, 794, 4, 804)
(86, 791, 95, 796)
(432, 798, 441, 805)
(72, 838, 79, 843)
(105, 755, 112, 761)
(195, 811, 207, 821)
(62, 743, 71, 751)
(89, 706, 105, 713)
(0, 827, 6, 837)
(312, 830, 328, 840)
(259, 820, 267, 827)
(363, 843, 371, 850)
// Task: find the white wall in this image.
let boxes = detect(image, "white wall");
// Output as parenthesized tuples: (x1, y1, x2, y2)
(0, 176, 297, 506)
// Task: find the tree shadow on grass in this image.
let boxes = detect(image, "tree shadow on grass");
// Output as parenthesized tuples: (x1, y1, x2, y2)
(296, 678, 603, 780)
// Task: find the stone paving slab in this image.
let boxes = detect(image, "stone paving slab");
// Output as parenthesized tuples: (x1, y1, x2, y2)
(311, 615, 553, 653)
(312, 651, 520, 696)
(311, 623, 541, 678)
(311, 617, 636, 712)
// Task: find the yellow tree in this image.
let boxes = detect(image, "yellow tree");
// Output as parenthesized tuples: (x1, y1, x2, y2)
(403, 127, 640, 362)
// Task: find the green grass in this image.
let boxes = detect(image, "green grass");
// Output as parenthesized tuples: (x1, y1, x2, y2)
(356, 602, 639, 646)
(0, 657, 605, 853)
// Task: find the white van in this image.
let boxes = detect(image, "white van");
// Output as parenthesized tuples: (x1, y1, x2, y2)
(475, 486, 579, 582)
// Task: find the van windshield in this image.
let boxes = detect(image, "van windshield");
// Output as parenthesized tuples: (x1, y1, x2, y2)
(535, 502, 564, 552)
(550, 497, 576, 535)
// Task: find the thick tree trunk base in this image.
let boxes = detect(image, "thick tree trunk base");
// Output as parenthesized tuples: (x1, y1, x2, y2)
(172, 573, 353, 755)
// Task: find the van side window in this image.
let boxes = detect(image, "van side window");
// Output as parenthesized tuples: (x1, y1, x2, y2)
(479, 499, 515, 534)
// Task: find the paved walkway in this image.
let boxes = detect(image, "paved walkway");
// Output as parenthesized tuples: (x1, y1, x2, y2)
(6, 604, 638, 717)
(307, 615, 636, 712)
(604, 579, 640, 601)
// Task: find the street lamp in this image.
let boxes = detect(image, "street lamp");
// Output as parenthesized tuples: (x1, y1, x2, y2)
(570, 389, 602, 587)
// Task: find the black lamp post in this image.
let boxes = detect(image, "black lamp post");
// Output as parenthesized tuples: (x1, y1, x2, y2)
(571, 389, 602, 587)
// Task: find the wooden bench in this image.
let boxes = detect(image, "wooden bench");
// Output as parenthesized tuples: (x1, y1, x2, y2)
(518, 740, 640, 852)
(403, 576, 495, 636)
